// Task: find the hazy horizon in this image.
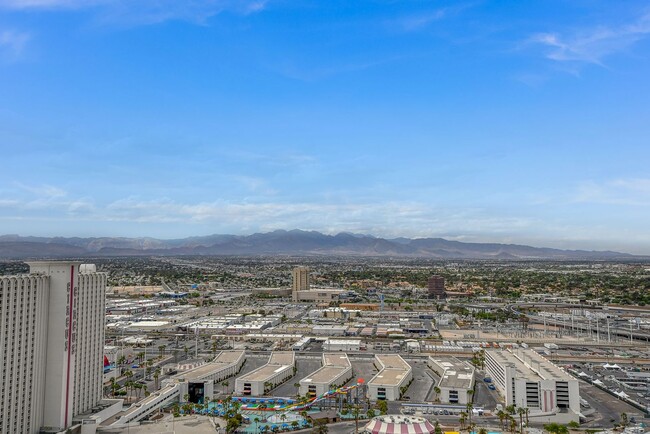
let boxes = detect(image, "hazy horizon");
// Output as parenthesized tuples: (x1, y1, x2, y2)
(1, 1, 650, 254)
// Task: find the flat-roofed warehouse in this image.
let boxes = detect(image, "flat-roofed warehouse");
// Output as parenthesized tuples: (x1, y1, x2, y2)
(235, 352, 295, 396)
(485, 348, 580, 423)
(299, 353, 353, 397)
(323, 338, 361, 352)
(114, 350, 246, 425)
(367, 354, 412, 401)
(176, 350, 246, 403)
(427, 356, 475, 404)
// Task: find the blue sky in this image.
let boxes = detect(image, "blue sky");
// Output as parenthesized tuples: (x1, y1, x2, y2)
(1, 0, 650, 253)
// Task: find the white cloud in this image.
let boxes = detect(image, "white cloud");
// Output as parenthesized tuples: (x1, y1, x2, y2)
(0, 0, 269, 25)
(529, 12, 650, 67)
(0, 30, 30, 59)
(575, 178, 650, 206)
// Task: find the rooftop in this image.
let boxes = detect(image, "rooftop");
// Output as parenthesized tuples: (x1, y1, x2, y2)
(179, 350, 245, 381)
(301, 353, 351, 385)
(487, 348, 574, 382)
(238, 352, 295, 382)
(430, 357, 475, 390)
(368, 354, 411, 387)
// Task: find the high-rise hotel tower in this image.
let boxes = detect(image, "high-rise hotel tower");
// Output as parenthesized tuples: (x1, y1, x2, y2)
(0, 261, 106, 434)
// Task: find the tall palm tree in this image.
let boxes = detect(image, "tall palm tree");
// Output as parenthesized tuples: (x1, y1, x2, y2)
(222, 380, 229, 394)
(466, 401, 474, 426)
(497, 410, 506, 430)
(517, 407, 526, 433)
(294, 383, 301, 397)
(433, 386, 441, 402)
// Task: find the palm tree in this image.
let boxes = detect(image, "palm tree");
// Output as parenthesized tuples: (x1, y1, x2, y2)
(508, 417, 517, 434)
(184, 346, 189, 358)
(620, 412, 629, 428)
(517, 407, 526, 433)
(478, 428, 488, 434)
(524, 408, 529, 426)
(433, 386, 441, 402)
(294, 382, 301, 397)
(222, 380, 229, 394)
(459, 411, 467, 430)
(497, 410, 506, 430)
(184, 393, 190, 403)
(466, 401, 474, 426)
(291, 421, 299, 430)
(158, 344, 166, 357)
(153, 368, 161, 390)
(312, 420, 328, 434)
(212, 341, 219, 357)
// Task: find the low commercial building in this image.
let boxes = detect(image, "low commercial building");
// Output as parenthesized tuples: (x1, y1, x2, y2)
(485, 349, 580, 421)
(312, 325, 348, 336)
(112, 351, 246, 425)
(427, 357, 475, 404)
(367, 355, 412, 401)
(323, 338, 361, 352)
(176, 350, 246, 403)
(235, 352, 295, 396)
(299, 353, 353, 397)
(294, 288, 346, 303)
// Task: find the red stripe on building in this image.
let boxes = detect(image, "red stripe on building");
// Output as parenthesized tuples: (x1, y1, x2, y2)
(64, 265, 75, 428)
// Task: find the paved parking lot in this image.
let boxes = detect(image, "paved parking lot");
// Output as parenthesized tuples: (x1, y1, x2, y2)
(273, 357, 322, 397)
(473, 371, 500, 410)
(405, 360, 434, 402)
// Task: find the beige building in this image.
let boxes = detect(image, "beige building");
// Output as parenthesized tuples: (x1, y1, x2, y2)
(0, 262, 106, 434)
(299, 353, 353, 397)
(485, 349, 580, 421)
(427, 357, 475, 405)
(291, 266, 344, 302)
(292, 266, 310, 301)
(367, 354, 412, 401)
(235, 352, 295, 396)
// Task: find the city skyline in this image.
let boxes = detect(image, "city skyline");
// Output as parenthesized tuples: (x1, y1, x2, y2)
(1, 1, 650, 253)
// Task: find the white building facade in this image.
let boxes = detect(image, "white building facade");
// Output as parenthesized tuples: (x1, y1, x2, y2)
(235, 352, 295, 396)
(0, 262, 107, 434)
(485, 349, 580, 419)
(367, 354, 412, 401)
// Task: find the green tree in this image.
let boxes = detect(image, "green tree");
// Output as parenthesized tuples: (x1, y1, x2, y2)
(543, 423, 569, 434)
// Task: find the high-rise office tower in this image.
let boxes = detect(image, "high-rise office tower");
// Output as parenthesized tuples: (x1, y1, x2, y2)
(427, 275, 446, 299)
(0, 261, 106, 434)
(291, 266, 309, 301)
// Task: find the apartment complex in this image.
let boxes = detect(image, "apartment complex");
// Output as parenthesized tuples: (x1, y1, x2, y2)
(0, 261, 106, 434)
(485, 349, 580, 418)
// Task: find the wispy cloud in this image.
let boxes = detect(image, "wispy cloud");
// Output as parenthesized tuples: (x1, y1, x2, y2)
(0, 29, 30, 60)
(529, 12, 650, 67)
(387, 3, 475, 32)
(0, 0, 269, 25)
(575, 178, 650, 206)
(393, 9, 447, 32)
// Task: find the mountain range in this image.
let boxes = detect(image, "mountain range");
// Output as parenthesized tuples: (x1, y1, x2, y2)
(0, 230, 639, 260)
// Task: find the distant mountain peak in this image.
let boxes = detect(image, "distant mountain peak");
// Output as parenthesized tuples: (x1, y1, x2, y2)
(0, 231, 637, 260)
